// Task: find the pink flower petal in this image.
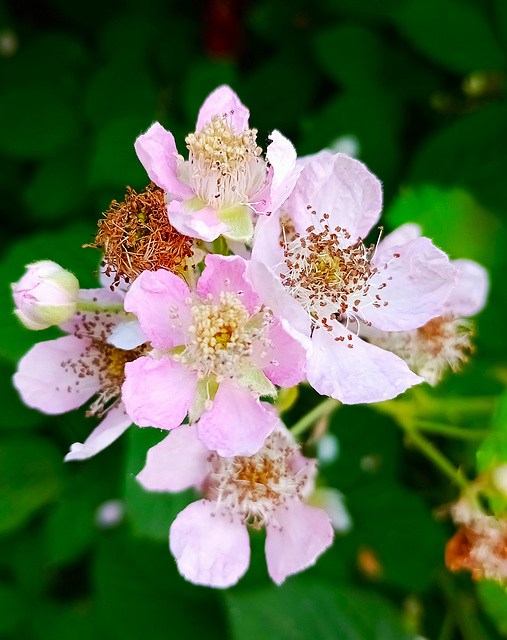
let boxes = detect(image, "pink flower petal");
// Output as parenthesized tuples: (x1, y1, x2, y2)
(307, 325, 422, 404)
(197, 254, 261, 314)
(196, 380, 279, 457)
(135, 122, 193, 199)
(265, 500, 334, 585)
(446, 259, 489, 317)
(251, 209, 284, 270)
(108, 319, 147, 350)
(377, 223, 422, 255)
(286, 153, 383, 244)
(13, 336, 100, 414)
(122, 356, 197, 429)
(259, 130, 302, 215)
(196, 86, 250, 133)
(166, 199, 228, 242)
(65, 403, 131, 461)
(368, 237, 456, 331)
(254, 317, 307, 387)
(170, 499, 250, 588)
(124, 270, 191, 349)
(248, 259, 311, 337)
(137, 425, 210, 492)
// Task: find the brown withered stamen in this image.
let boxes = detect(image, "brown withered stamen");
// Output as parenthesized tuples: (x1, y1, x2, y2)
(87, 184, 195, 289)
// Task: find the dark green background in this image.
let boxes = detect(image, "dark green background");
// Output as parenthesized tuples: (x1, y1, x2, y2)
(1, 0, 507, 638)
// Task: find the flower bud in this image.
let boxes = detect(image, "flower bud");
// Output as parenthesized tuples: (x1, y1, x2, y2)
(12, 261, 79, 330)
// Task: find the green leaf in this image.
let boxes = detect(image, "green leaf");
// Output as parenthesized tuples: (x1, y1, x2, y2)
(88, 114, 149, 190)
(0, 582, 24, 635)
(93, 530, 228, 639)
(386, 185, 501, 268)
(312, 24, 384, 90)
(0, 436, 61, 535)
(394, 0, 505, 73)
(347, 482, 446, 591)
(226, 579, 416, 640)
(408, 103, 507, 215)
(477, 580, 507, 638)
(0, 361, 45, 429)
(0, 87, 80, 159)
(125, 426, 195, 541)
(24, 148, 87, 221)
(477, 391, 507, 473)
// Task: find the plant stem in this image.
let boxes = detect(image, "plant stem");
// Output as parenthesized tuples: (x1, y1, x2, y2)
(76, 300, 124, 313)
(415, 420, 490, 440)
(290, 398, 340, 438)
(438, 612, 455, 640)
(401, 423, 469, 491)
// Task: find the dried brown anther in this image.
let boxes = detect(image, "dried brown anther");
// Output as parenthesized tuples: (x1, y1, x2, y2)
(87, 184, 196, 289)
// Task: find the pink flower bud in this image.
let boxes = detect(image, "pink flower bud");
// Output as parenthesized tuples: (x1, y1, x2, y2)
(12, 261, 79, 330)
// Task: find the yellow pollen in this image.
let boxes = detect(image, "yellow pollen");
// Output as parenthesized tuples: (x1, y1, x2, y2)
(107, 347, 131, 379)
(186, 115, 262, 174)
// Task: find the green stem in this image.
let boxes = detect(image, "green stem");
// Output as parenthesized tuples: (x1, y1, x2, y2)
(415, 420, 490, 440)
(76, 300, 125, 313)
(438, 612, 455, 640)
(401, 423, 469, 491)
(290, 398, 340, 438)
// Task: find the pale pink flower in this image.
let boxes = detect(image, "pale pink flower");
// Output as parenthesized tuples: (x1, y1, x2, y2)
(135, 86, 301, 243)
(121, 254, 308, 457)
(13, 284, 146, 461)
(251, 153, 456, 404)
(363, 224, 489, 385)
(137, 423, 334, 588)
(12, 260, 79, 330)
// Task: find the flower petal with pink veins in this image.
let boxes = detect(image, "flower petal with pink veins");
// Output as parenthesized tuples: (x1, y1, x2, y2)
(253, 317, 307, 387)
(65, 403, 131, 461)
(170, 499, 250, 588)
(124, 270, 191, 349)
(368, 237, 456, 332)
(195, 86, 250, 133)
(135, 122, 193, 199)
(286, 153, 383, 244)
(258, 130, 302, 215)
(13, 336, 100, 414)
(197, 254, 261, 314)
(137, 425, 209, 492)
(307, 324, 422, 404)
(166, 199, 228, 242)
(122, 356, 197, 429)
(196, 380, 279, 457)
(446, 259, 489, 317)
(265, 500, 333, 585)
(248, 260, 311, 337)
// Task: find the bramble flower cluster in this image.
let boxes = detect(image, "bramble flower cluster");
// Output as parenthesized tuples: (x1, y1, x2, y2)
(12, 86, 489, 588)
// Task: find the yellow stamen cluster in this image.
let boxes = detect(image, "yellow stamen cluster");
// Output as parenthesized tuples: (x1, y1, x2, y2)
(186, 115, 262, 174)
(174, 292, 271, 379)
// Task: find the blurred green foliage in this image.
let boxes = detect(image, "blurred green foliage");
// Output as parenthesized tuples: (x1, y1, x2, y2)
(1, 0, 507, 638)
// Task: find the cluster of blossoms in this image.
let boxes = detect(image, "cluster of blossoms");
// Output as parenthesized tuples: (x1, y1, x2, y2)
(12, 86, 488, 587)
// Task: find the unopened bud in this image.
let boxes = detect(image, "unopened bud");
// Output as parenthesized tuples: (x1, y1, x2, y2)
(492, 465, 507, 498)
(12, 261, 79, 330)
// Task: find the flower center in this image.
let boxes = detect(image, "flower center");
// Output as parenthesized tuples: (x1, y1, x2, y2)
(207, 430, 312, 528)
(61, 310, 147, 418)
(174, 292, 270, 380)
(368, 313, 473, 386)
(279, 219, 380, 329)
(185, 116, 266, 209)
